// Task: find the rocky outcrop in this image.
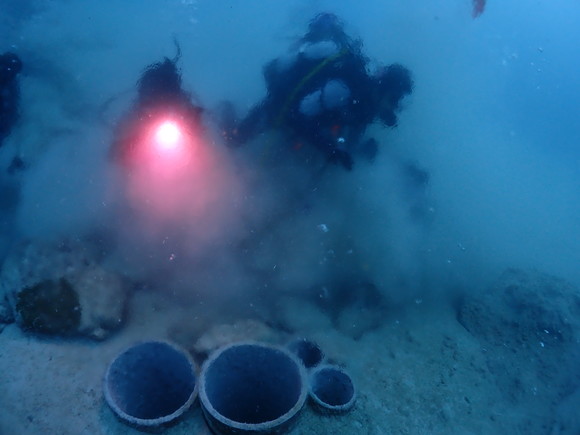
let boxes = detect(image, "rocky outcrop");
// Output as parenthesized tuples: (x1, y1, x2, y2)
(458, 268, 580, 347)
(457, 268, 580, 432)
(0, 239, 128, 340)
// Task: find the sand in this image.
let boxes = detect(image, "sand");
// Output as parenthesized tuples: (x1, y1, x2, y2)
(1, 268, 579, 434)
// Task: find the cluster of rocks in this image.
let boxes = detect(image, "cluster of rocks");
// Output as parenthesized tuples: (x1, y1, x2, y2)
(0, 239, 129, 340)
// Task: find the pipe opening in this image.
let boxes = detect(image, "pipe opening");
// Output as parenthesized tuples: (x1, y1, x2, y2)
(202, 343, 306, 426)
(310, 365, 355, 412)
(105, 341, 197, 424)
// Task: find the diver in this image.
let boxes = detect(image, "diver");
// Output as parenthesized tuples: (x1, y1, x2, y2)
(0, 52, 23, 148)
(226, 13, 413, 170)
(111, 42, 204, 166)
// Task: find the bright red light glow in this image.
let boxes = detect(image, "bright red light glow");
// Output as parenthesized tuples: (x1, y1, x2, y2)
(119, 110, 240, 224)
(155, 121, 182, 150)
(133, 117, 197, 176)
(116, 109, 244, 238)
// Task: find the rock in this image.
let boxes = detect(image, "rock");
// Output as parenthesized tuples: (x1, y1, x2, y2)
(457, 268, 580, 412)
(75, 264, 126, 339)
(15, 278, 81, 335)
(193, 319, 278, 355)
(0, 240, 128, 340)
(458, 268, 580, 347)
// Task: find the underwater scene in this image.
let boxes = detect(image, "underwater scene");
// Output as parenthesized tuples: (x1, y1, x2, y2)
(0, 1, 579, 434)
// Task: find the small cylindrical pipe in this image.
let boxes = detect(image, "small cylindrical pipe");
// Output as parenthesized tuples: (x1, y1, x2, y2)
(309, 365, 356, 413)
(103, 341, 198, 428)
(287, 338, 325, 369)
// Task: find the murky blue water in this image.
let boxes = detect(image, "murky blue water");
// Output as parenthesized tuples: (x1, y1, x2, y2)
(0, 1, 579, 433)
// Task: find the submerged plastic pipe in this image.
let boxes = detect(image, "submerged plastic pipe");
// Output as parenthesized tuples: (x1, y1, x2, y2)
(103, 341, 198, 427)
(309, 365, 356, 413)
(287, 338, 325, 369)
(199, 342, 308, 434)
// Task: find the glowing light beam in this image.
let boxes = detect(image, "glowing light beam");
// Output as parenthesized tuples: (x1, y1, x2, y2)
(154, 121, 182, 150)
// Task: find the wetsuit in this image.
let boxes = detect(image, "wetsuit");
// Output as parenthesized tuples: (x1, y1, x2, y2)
(236, 34, 376, 170)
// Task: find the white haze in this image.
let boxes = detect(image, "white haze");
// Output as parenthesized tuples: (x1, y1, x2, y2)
(0, 0, 578, 316)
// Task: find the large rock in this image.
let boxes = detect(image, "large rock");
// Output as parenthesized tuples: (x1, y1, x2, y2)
(458, 268, 580, 347)
(457, 268, 580, 430)
(192, 319, 279, 357)
(0, 240, 128, 340)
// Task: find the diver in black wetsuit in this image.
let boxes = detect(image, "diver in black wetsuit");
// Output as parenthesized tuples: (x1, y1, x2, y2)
(228, 13, 413, 170)
(111, 45, 204, 165)
(0, 52, 23, 148)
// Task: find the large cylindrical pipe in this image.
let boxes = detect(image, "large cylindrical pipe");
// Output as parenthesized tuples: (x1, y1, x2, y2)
(199, 342, 308, 434)
(103, 341, 198, 428)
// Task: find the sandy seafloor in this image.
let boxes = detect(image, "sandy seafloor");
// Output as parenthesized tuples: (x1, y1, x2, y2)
(1, 1, 580, 434)
(0, 298, 488, 435)
(1, 269, 580, 435)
